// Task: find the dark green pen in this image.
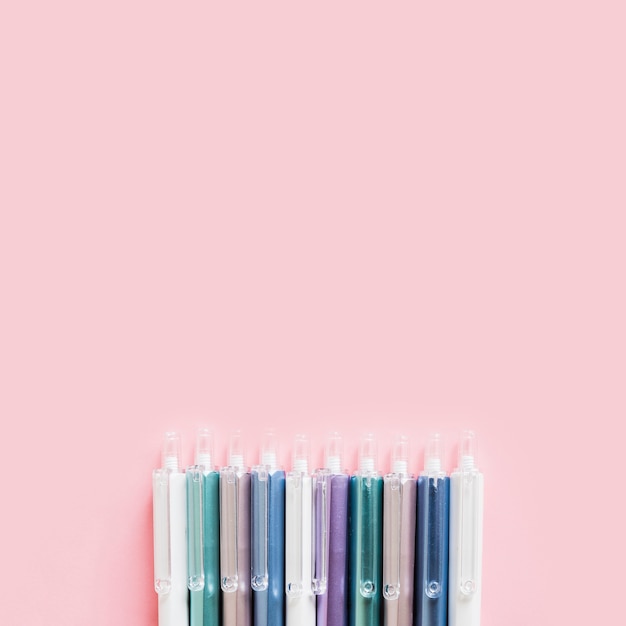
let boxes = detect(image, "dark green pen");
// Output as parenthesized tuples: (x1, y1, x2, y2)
(350, 433, 383, 626)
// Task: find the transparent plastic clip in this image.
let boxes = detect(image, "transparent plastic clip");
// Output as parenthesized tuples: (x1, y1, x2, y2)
(285, 434, 309, 598)
(186, 466, 205, 591)
(424, 434, 445, 599)
(383, 434, 409, 600)
(383, 473, 401, 600)
(359, 433, 378, 599)
(459, 430, 479, 597)
(312, 469, 331, 595)
(220, 468, 239, 593)
(251, 465, 269, 592)
(153, 467, 172, 595)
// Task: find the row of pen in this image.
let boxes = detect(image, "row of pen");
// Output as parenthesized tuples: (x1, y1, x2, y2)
(152, 430, 484, 626)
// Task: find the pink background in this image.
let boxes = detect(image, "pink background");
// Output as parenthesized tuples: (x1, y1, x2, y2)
(1, 2, 624, 625)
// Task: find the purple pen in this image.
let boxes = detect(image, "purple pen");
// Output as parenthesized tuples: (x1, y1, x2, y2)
(314, 433, 350, 626)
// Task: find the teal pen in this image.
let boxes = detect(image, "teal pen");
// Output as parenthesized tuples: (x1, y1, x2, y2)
(350, 434, 383, 626)
(187, 429, 220, 626)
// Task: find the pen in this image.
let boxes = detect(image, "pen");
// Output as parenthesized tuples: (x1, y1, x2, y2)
(415, 434, 450, 626)
(286, 434, 316, 626)
(448, 431, 484, 626)
(187, 428, 220, 626)
(383, 435, 416, 626)
(220, 430, 252, 626)
(349, 433, 383, 626)
(153, 432, 189, 626)
(315, 432, 350, 626)
(251, 430, 286, 626)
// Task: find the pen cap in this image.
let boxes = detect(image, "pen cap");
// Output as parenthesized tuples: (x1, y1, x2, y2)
(292, 433, 310, 474)
(391, 434, 410, 477)
(196, 428, 214, 470)
(326, 431, 343, 474)
(162, 432, 182, 473)
(228, 430, 245, 471)
(359, 433, 378, 475)
(423, 433, 445, 477)
(261, 429, 279, 472)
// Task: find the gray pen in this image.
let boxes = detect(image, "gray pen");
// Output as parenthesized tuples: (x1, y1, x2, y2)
(220, 430, 252, 626)
(383, 435, 417, 626)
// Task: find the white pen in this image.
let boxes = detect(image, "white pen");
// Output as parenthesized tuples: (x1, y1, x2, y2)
(153, 432, 189, 626)
(448, 431, 484, 626)
(285, 434, 315, 626)
(220, 430, 252, 626)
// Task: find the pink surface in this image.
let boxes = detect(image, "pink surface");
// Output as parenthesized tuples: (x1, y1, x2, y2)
(1, 2, 624, 625)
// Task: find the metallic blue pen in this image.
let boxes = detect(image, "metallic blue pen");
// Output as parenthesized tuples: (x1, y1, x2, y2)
(415, 434, 450, 626)
(251, 431, 286, 626)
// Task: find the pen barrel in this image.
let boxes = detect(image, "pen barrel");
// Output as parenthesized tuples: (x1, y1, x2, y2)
(383, 477, 416, 626)
(188, 470, 220, 626)
(318, 473, 349, 626)
(286, 474, 315, 626)
(220, 471, 252, 626)
(448, 471, 483, 626)
(349, 475, 383, 626)
(252, 469, 286, 626)
(203, 472, 220, 626)
(158, 472, 189, 626)
(416, 476, 450, 626)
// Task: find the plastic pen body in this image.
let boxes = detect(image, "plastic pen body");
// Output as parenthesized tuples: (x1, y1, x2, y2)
(252, 468, 286, 626)
(220, 468, 252, 626)
(383, 474, 416, 626)
(349, 474, 383, 626)
(415, 476, 450, 626)
(286, 473, 315, 626)
(317, 473, 349, 626)
(187, 469, 220, 626)
(153, 434, 189, 626)
(448, 467, 484, 626)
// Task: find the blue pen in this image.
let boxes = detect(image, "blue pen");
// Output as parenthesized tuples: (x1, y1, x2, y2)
(251, 431, 286, 626)
(415, 434, 450, 626)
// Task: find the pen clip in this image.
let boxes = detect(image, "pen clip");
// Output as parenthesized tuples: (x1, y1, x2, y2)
(152, 468, 172, 595)
(459, 431, 480, 596)
(425, 476, 444, 599)
(383, 474, 402, 600)
(285, 470, 304, 597)
(359, 474, 378, 598)
(186, 466, 205, 591)
(220, 468, 239, 593)
(251, 466, 269, 592)
(312, 469, 331, 595)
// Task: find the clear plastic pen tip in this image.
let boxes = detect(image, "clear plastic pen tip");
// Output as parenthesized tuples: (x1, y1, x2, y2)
(261, 430, 279, 472)
(326, 431, 343, 474)
(359, 433, 377, 474)
(162, 432, 181, 472)
(392, 434, 410, 476)
(196, 428, 214, 469)
(424, 433, 444, 475)
(228, 430, 245, 470)
(460, 430, 477, 471)
(292, 434, 310, 474)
